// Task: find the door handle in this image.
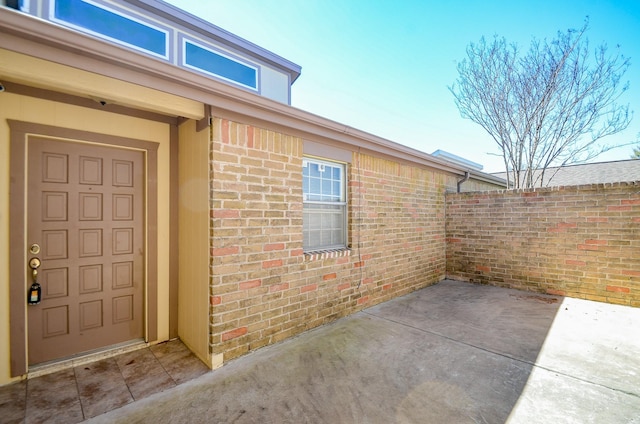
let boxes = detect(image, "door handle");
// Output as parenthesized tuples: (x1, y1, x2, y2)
(29, 257, 41, 281)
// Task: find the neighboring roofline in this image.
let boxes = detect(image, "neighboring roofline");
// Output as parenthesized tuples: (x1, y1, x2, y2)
(492, 159, 640, 188)
(126, 0, 302, 84)
(0, 7, 504, 187)
(492, 158, 640, 176)
(431, 149, 484, 171)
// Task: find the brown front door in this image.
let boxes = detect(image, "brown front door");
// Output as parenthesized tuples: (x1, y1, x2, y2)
(26, 136, 145, 365)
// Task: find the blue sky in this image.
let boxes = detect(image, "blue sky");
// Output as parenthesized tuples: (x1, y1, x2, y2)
(167, 0, 640, 172)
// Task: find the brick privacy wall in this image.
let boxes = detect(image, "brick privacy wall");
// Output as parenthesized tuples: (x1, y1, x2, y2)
(209, 117, 451, 361)
(446, 183, 640, 306)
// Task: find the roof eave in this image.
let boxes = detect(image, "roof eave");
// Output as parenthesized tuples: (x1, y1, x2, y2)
(0, 7, 501, 185)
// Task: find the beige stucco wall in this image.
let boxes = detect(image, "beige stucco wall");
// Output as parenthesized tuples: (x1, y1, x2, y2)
(178, 119, 215, 367)
(0, 92, 172, 385)
(0, 49, 203, 120)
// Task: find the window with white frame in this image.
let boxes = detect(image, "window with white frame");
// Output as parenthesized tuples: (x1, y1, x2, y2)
(302, 157, 347, 252)
(51, 0, 170, 59)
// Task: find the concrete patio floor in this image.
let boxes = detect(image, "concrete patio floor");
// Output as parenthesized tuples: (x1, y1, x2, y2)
(7, 279, 640, 423)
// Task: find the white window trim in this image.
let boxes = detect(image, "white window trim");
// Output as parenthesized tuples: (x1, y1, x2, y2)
(181, 36, 260, 91)
(302, 156, 348, 253)
(50, 0, 171, 60)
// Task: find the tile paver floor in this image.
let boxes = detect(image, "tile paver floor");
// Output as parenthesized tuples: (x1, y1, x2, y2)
(0, 339, 209, 423)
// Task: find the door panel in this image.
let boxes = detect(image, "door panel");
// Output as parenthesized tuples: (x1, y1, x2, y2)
(27, 136, 145, 365)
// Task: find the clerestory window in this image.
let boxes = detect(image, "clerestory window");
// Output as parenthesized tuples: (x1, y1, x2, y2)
(302, 157, 347, 252)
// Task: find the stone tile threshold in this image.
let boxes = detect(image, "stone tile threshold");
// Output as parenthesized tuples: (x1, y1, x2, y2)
(0, 339, 209, 424)
(27, 340, 149, 379)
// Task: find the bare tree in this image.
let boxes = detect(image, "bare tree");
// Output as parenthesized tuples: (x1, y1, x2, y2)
(450, 19, 633, 188)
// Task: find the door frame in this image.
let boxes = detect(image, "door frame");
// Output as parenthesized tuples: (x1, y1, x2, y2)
(9, 120, 158, 376)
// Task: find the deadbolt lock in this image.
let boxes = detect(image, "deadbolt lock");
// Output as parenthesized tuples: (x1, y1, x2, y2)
(29, 244, 41, 255)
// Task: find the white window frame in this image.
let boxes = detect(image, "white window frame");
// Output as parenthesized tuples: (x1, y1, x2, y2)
(302, 157, 347, 252)
(50, 0, 171, 60)
(181, 36, 259, 91)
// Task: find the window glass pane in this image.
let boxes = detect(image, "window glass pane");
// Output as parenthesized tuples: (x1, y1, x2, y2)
(54, 0, 167, 57)
(302, 202, 346, 251)
(331, 229, 343, 245)
(331, 212, 342, 227)
(304, 161, 342, 203)
(321, 230, 330, 247)
(309, 212, 321, 230)
(332, 167, 341, 180)
(309, 163, 320, 178)
(320, 179, 330, 199)
(184, 40, 257, 89)
(333, 181, 341, 198)
(309, 177, 321, 200)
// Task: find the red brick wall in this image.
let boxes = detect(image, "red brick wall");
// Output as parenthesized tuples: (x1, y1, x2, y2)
(446, 183, 640, 306)
(208, 117, 457, 361)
